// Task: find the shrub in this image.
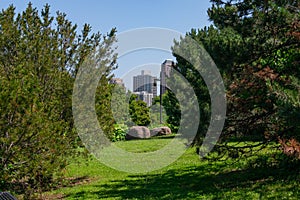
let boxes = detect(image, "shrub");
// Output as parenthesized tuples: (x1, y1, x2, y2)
(112, 124, 128, 142)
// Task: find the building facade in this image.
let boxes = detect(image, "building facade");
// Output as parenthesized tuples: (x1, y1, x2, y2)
(133, 91, 154, 107)
(133, 70, 157, 98)
(160, 59, 174, 95)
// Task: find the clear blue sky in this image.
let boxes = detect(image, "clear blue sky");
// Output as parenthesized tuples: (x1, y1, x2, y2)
(0, 0, 212, 90)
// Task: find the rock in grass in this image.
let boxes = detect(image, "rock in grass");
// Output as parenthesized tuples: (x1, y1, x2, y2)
(126, 126, 151, 140)
(150, 126, 172, 136)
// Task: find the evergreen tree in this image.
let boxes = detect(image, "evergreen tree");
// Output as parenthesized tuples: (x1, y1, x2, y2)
(0, 3, 117, 197)
(173, 0, 300, 158)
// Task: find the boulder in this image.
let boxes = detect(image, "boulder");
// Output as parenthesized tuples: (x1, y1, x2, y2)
(126, 126, 151, 140)
(150, 126, 172, 136)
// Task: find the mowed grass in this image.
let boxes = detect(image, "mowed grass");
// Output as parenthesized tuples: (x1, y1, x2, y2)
(46, 136, 300, 200)
(114, 135, 176, 153)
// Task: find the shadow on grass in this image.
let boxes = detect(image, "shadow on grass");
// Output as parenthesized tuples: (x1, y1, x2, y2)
(64, 163, 300, 199)
(153, 134, 177, 139)
(126, 134, 177, 141)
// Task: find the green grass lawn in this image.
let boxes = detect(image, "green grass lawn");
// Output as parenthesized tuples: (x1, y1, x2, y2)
(45, 136, 300, 200)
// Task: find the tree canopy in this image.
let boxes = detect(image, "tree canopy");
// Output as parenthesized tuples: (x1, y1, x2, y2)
(0, 3, 117, 198)
(172, 0, 300, 158)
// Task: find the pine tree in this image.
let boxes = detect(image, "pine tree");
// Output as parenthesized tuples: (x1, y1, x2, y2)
(0, 3, 118, 197)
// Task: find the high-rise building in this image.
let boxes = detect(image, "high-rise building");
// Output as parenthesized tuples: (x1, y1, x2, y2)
(133, 91, 154, 107)
(160, 59, 174, 95)
(133, 70, 157, 98)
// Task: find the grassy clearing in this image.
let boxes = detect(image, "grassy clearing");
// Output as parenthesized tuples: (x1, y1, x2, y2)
(114, 135, 175, 153)
(45, 136, 300, 199)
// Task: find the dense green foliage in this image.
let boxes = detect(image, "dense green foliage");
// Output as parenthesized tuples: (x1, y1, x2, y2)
(112, 123, 128, 141)
(162, 91, 181, 132)
(207, 0, 300, 142)
(0, 3, 117, 198)
(150, 93, 180, 131)
(172, 0, 300, 158)
(95, 81, 116, 141)
(111, 85, 130, 125)
(129, 94, 151, 126)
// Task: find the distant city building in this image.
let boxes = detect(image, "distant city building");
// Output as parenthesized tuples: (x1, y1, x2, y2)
(160, 59, 175, 95)
(141, 70, 151, 76)
(110, 78, 125, 88)
(133, 70, 157, 98)
(133, 91, 154, 107)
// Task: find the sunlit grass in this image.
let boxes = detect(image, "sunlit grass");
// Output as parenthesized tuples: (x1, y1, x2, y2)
(45, 137, 300, 200)
(114, 134, 175, 153)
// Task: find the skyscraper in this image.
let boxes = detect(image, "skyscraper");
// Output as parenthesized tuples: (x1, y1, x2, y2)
(133, 70, 157, 97)
(132, 70, 157, 106)
(133, 91, 154, 107)
(160, 59, 174, 95)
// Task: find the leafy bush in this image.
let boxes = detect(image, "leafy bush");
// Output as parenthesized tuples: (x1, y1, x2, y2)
(112, 124, 128, 141)
(129, 95, 151, 126)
